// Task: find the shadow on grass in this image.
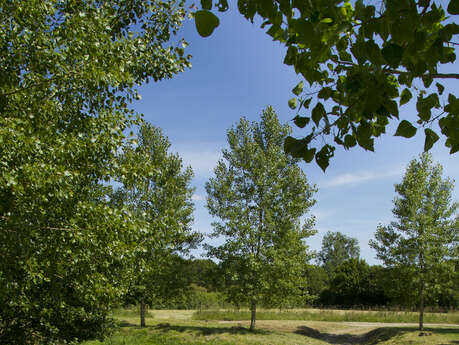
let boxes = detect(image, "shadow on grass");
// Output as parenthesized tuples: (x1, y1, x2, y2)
(117, 320, 271, 336)
(153, 322, 272, 336)
(118, 320, 136, 327)
(295, 326, 459, 345)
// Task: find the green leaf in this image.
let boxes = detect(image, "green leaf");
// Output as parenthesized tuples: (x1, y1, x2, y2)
(356, 122, 374, 151)
(436, 82, 445, 95)
(344, 134, 357, 148)
(394, 120, 417, 138)
(334, 136, 344, 146)
(293, 115, 310, 128)
(284, 46, 297, 65)
(201, 0, 212, 10)
(302, 97, 313, 110)
(321, 18, 333, 23)
(419, 0, 430, 7)
(351, 41, 367, 64)
(448, 0, 459, 14)
(382, 43, 403, 68)
(365, 40, 382, 64)
(302, 148, 316, 163)
(318, 87, 332, 100)
(288, 98, 298, 109)
(315, 145, 335, 172)
(312, 103, 326, 126)
(284, 136, 305, 158)
(400, 89, 412, 106)
(194, 10, 220, 37)
(417, 94, 440, 122)
(292, 81, 304, 96)
(424, 128, 439, 151)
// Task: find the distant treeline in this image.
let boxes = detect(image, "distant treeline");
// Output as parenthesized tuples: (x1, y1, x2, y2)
(131, 257, 458, 311)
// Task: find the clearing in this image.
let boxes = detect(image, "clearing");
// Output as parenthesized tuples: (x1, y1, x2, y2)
(82, 308, 459, 345)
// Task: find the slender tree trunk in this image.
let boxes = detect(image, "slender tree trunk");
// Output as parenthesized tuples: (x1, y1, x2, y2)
(419, 281, 424, 331)
(140, 298, 146, 328)
(250, 302, 256, 331)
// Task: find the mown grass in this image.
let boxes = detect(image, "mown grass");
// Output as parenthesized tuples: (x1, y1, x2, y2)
(81, 307, 459, 345)
(193, 308, 459, 324)
(81, 319, 459, 345)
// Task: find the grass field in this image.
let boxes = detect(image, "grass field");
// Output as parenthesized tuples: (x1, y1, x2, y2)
(193, 308, 459, 324)
(81, 308, 459, 345)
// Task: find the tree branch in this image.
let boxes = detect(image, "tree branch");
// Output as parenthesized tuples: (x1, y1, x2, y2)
(336, 60, 459, 79)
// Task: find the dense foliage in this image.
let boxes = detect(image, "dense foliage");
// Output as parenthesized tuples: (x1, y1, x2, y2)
(206, 108, 317, 330)
(317, 231, 360, 275)
(195, 0, 459, 170)
(0, 0, 190, 343)
(112, 123, 200, 327)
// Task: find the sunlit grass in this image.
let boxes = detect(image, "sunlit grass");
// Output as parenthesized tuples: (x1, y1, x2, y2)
(81, 320, 459, 345)
(193, 308, 459, 324)
(81, 308, 459, 345)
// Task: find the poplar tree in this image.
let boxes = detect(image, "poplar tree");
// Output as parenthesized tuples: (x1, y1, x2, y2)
(1, 1, 190, 343)
(370, 153, 458, 332)
(206, 107, 316, 331)
(113, 123, 199, 328)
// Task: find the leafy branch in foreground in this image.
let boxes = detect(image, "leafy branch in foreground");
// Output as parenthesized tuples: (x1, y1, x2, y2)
(0, 1, 191, 343)
(194, 0, 459, 171)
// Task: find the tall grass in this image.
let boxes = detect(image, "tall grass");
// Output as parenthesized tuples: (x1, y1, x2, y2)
(193, 309, 459, 324)
(112, 306, 153, 319)
(83, 331, 232, 345)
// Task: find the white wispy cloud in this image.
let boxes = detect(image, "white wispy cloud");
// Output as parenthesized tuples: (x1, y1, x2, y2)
(173, 143, 223, 178)
(322, 166, 403, 188)
(191, 194, 205, 201)
(311, 208, 334, 222)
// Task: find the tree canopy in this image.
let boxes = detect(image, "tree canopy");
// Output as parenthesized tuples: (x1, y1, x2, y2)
(194, 0, 459, 170)
(206, 107, 316, 330)
(317, 231, 360, 275)
(0, 1, 190, 343)
(370, 152, 458, 331)
(112, 123, 200, 327)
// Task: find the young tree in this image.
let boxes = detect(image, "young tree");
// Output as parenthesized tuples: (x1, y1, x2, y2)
(206, 107, 317, 331)
(113, 123, 200, 327)
(195, 1, 459, 170)
(370, 153, 458, 331)
(0, 1, 190, 343)
(318, 231, 360, 275)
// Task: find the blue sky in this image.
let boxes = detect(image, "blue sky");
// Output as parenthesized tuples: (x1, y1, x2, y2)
(134, 8, 459, 265)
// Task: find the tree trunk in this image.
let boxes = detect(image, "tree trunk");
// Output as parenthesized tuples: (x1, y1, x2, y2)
(250, 302, 256, 331)
(140, 298, 146, 328)
(419, 281, 424, 331)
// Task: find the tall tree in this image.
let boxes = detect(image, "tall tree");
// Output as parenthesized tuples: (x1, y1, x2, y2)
(318, 231, 360, 275)
(206, 107, 316, 331)
(113, 123, 200, 327)
(370, 152, 458, 331)
(195, 0, 459, 170)
(0, 1, 190, 343)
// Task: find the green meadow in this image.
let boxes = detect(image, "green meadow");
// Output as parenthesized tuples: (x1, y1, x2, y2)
(82, 308, 459, 345)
